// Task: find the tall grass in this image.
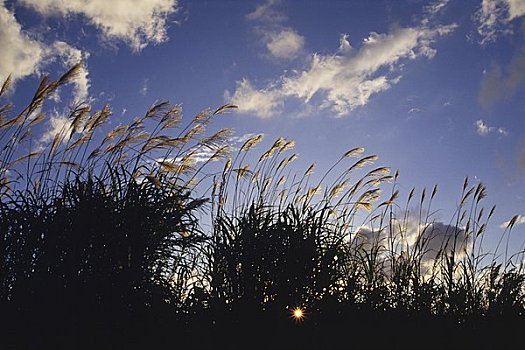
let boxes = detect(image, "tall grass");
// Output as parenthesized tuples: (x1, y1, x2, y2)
(206, 137, 387, 309)
(0, 68, 523, 347)
(204, 137, 525, 322)
(0, 67, 235, 346)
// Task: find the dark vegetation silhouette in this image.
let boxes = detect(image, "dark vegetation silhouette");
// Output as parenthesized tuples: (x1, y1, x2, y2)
(0, 66, 524, 348)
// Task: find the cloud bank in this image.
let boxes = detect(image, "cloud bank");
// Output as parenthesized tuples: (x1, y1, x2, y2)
(355, 218, 470, 274)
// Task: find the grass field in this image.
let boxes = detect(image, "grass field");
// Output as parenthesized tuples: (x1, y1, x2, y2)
(0, 69, 523, 348)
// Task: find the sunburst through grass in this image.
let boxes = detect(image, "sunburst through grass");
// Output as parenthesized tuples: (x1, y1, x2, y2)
(291, 306, 305, 322)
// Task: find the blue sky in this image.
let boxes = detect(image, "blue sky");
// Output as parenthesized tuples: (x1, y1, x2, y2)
(1, 0, 524, 252)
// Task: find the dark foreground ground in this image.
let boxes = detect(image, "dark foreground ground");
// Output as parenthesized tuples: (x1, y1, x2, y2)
(1, 303, 523, 349)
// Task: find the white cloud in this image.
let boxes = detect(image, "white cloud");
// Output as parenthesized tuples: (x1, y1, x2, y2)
(475, 119, 509, 136)
(154, 134, 260, 166)
(229, 24, 456, 118)
(476, 0, 509, 44)
(338, 34, 352, 53)
(0, 2, 46, 84)
(475, 119, 491, 135)
(500, 214, 525, 228)
(0, 3, 91, 102)
(0, 3, 90, 148)
(41, 112, 73, 144)
(507, 0, 525, 20)
(229, 133, 257, 144)
(226, 79, 284, 118)
(156, 148, 220, 166)
(19, 0, 178, 51)
(51, 41, 90, 102)
(188, 148, 218, 164)
(265, 29, 304, 60)
(355, 218, 470, 274)
(475, 0, 525, 44)
(247, 0, 304, 60)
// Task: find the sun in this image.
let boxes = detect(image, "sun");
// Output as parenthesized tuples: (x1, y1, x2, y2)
(291, 306, 305, 321)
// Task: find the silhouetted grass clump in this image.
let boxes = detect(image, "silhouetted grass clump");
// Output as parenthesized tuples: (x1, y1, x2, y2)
(0, 68, 524, 348)
(0, 67, 233, 347)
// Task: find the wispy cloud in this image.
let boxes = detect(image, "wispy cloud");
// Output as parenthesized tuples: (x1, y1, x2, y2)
(228, 19, 456, 118)
(19, 0, 179, 51)
(140, 78, 149, 96)
(229, 133, 258, 144)
(247, 0, 305, 60)
(52, 41, 91, 103)
(474, 119, 509, 136)
(475, 0, 525, 44)
(500, 214, 525, 228)
(246, 0, 287, 23)
(40, 111, 73, 145)
(155, 133, 262, 166)
(424, 0, 451, 17)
